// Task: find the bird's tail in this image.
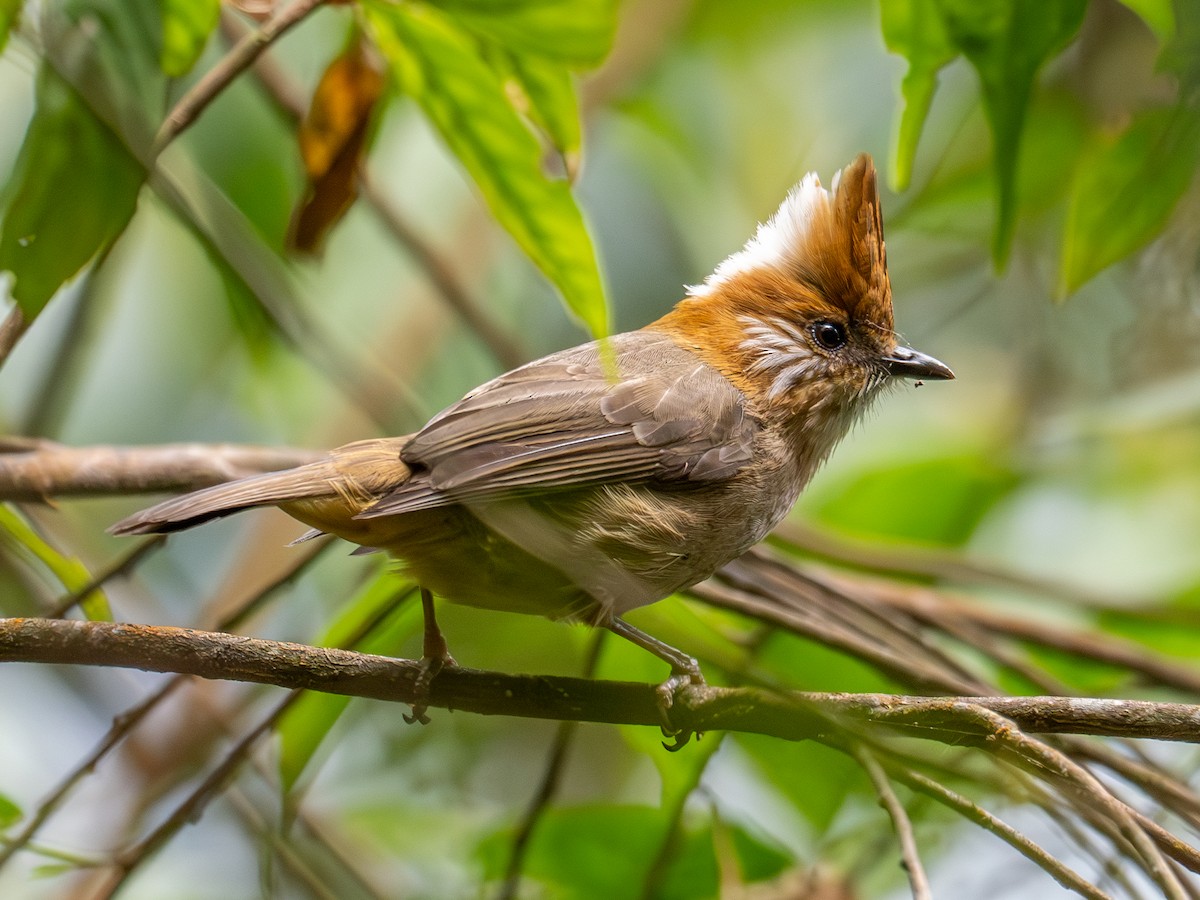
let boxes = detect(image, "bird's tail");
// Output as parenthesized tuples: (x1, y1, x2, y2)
(110, 437, 413, 536)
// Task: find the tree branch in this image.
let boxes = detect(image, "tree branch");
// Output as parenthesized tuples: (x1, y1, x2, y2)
(4, 618, 1200, 745)
(0, 438, 322, 501)
(152, 0, 328, 157)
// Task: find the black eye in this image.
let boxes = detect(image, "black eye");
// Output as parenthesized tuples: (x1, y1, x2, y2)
(811, 321, 847, 351)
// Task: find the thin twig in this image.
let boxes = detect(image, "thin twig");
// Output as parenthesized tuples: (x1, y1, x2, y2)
(93, 691, 302, 898)
(854, 744, 932, 900)
(806, 564, 1200, 697)
(498, 632, 604, 900)
(0, 541, 331, 874)
(152, 0, 329, 157)
(953, 703, 1186, 899)
(90, 582, 411, 897)
(772, 520, 1138, 611)
(890, 765, 1113, 900)
(0, 305, 28, 369)
(48, 535, 167, 618)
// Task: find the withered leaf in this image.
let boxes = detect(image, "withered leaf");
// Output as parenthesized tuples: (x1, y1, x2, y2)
(288, 40, 384, 255)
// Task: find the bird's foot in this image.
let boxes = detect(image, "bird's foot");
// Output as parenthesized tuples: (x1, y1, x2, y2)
(656, 665, 704, 752)
(404, 587, 456, 725)
(404, 651, 457, 725)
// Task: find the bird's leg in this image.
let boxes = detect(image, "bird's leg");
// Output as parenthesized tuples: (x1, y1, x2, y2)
(404, 587, 457, 725)
(606, 617, 703, 751)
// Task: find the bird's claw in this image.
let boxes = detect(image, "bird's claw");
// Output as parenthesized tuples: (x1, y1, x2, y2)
(655, 668, 704, 751)
(404, 652, 456, 726)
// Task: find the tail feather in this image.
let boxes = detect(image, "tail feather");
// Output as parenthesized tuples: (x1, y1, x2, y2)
(110, 436, 414, 537)
(109, 464, 341, 535)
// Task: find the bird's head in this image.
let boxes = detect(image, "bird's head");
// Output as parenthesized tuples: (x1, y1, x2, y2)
(656, 153, 952, 451)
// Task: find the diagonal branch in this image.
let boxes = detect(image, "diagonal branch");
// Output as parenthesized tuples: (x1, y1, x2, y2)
(854, 743, 932, 900)
(152, 0, 329, 157)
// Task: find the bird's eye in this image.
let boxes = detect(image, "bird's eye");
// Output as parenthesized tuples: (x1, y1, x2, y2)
(811, 321, 847, 351)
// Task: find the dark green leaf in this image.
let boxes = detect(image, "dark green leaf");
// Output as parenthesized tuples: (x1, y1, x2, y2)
(366, 1, 608, 337)
(42, 0, 167, 152)
(0, 793, 21, 829)
(161, 0, 219, 77)
(879, 0, 959, 191)
(433, 0, 618, 66)
(934, 0, 1088, 266)
(476, 805, 731, 899)
(0, 69, 144, 318)
(1060, 107, 1200, 296)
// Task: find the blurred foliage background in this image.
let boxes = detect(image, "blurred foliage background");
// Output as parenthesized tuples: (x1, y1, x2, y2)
(1, 0, 1200, 897)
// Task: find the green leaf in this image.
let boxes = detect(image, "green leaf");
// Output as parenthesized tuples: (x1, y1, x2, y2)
(0, 793, 21, 829)
(476, 805, 715, 899)
(0, 505, 112, 620)
(1158, 0, 1200, 95)
(1060, 107, 1200, 296)
(365, 1, 609, 337)
(161, 0, 219, 77)
(42, 0, 167, 151)
(805, 455, 1018, 546)
(278, 574, 419, 792)
(933, 0, 1088, 266)
(434, 0, 618, 66)
(879, 0, 960, 191)
(738, 734, 866, 832)
(1118, 0, 1175, 44)
(0, 0, 21, 55)
(0, 68, 144, 318)
(507, 52, 582, 166)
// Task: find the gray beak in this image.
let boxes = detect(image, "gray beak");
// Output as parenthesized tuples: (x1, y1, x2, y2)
(885, 346, 955, 381)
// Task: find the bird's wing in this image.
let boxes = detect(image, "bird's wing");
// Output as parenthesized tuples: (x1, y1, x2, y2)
(357, 331, 758, 518)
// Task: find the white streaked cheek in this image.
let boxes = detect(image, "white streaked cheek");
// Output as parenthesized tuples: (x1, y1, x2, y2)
(736, 315, 822, 398)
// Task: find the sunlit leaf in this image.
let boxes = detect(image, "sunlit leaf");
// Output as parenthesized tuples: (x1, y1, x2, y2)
(0, 69, 144, 319)
(0, 0, 21, 54)
(934, 0, 1088, 267)
(278, 574, 418, 793)
(879, 0, 959, 191)
(434, 0, 618, 66)
(506, 52, 582, 174)
(161, 0, 219, 77)
(288, 38, 385, 254)
(365, 1, 608, 337)
(0, 793, 21, 829)
(1060, 107, 1200, 296)
(0, 505, 112, 620)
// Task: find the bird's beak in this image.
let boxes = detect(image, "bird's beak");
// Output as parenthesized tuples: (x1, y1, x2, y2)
(885, 346, 955, 381)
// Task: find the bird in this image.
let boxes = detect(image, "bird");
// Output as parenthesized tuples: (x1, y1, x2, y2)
(112, 153, 952, 730)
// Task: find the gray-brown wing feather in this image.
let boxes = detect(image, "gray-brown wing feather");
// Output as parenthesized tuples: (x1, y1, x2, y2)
(357, 331, 758, 519)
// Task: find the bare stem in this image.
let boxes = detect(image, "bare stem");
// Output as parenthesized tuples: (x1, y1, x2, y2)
(853, 744, 932, 900)
(152, 0, 329, 158)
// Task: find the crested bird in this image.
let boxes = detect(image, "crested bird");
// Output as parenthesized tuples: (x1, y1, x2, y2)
(112, 153, 953, 728)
